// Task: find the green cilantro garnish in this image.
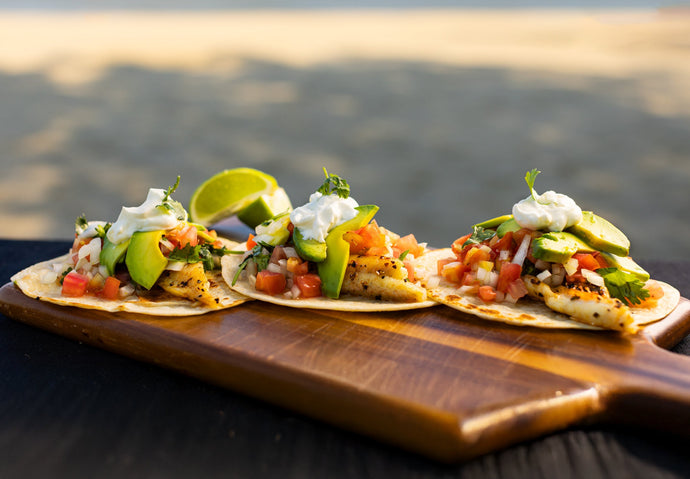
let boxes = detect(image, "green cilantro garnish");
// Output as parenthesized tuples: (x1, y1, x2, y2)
(525, 168, 541, 201)
(168, 243, 232, 271)
(75, 215, 89, 234)
(58, 267, 73, 285)
(157, 176, 187, 220)
(94, 223, 111, 239)
(317, 168, 350, 199)
(231, 242, 274, 285)
(462, 226, 496, 248)
(596, 267, 650, 306)
(398, 249, 410, 261)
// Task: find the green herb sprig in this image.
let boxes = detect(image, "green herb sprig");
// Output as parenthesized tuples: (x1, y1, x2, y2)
(596, 267, 650, 306)
(462, 226, 496, 248)
(525, 168, 541, 201)
(157, 175, 187, 220)
(231, 242, 274, 285)
(317, 168, 350, 199)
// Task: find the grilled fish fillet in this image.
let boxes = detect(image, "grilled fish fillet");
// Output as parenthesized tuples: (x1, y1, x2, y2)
(341, 255, 427, 302)
(523, 275, 635, 332)
(157, 262, 219, 307)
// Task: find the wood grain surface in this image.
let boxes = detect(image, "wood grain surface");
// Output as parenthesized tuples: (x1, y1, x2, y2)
(1, 282, 690, 462)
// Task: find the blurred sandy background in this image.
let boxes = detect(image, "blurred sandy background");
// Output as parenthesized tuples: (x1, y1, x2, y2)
(1, 7, 689, 260)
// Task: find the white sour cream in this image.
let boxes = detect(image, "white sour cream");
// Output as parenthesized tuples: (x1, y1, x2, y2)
(512, 190, 582, 232)
(107, 188, 185, 244)
(289, 192, 359, 242)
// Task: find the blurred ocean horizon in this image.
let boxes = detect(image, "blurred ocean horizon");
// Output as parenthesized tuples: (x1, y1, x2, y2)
(1, 8, 689, 260)
(0, 1, 686, 9)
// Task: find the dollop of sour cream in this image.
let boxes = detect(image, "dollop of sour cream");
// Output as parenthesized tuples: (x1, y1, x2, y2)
(289, 192, 359, 242)
(107, 188, 185, 244)
(512, 190, 582, 232)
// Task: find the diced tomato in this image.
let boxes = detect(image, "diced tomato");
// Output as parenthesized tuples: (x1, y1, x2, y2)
(506, 278, 528, 300)
(463, 245, 492, 267)
(287, 257, 309, 275)
(62, 271, 89, 297)
(392, 234, 424, 259)
(167, 223, 198, 248)
(101, 276, 121, 300)
(246, 234, 257, 249)
(573, 253, 601, 272)
(344, 221, 387, 255)
(437, 258, 456, 275)
(462, 271, 478, 286)
(294, 274, 322, 298)
(592, 251, 610, 269)
(440, 262, 469, 284)
(490, 231, 514, 254)
(451, 234, 472, 256)
(255, 270, 287, 295)
(478, 285, 497, 303)
(402, 258, 416, 282)
(496, 262, 522, 293)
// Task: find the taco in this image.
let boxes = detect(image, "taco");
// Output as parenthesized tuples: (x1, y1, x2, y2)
(11, 177, 248, 316)
(221, 170, 437, 311)
(419, 170, 680, 332)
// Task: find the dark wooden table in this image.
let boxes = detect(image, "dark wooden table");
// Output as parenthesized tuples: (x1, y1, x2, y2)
(2, 239, 690, 479)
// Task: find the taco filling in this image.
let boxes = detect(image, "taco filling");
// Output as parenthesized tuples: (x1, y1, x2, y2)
(222, 170, 435, 311)
(12, 177, 248, 315)
(422, 170, 679, 332)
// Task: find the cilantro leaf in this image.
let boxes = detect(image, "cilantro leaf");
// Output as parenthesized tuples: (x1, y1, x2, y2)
(317, 168, 350, 199)
(462, 226, 496, 248)
(231, 243, 274, 285)
(596, 267, 650, 306)
(398, 249, 410, 261)
(75, 215, 89, 234)
(157, 176, 187, 220)
(168, 243, 231, 271)
(525, 168, 541, 201)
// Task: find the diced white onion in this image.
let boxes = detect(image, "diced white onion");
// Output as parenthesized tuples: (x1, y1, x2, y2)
(504, 292, 519, 304)
(442, 261, 461, 272)
(564, 258, 579, 276)
(267, 263, 283, 274)
(512, 235, 531, 267)
(581, 268, 605, 287)
(494, 291, 505, 303)
(40, 270, 58, 284)
(166, 261, 186, 271)
(291, 284, 301, 299)
(499, 250, 510, 261)
(536, 270, 552, 282)
(426, 275, 441, 288)
(283, 247, 298, 258)
(534, 259, 550, 271)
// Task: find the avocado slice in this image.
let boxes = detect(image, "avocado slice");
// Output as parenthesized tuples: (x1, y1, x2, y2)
(474, 214, 513, 230)
(100, 237, 130, 276)
(599, 252, 650, 282)
(496, 217, 522, 238)
(125, 230, 169, 289)
(567, 211, 630, 257)
(317, 205, 379, 299)
(293, 227, 327, 263)
(532, 231, 595, 264)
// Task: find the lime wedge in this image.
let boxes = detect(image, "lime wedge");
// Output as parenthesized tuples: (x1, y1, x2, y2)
(237, 187, 293, 228)
(189, 168, 278, 226)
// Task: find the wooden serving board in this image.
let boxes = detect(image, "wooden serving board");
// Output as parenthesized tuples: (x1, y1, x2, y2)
(2, 283, 690, 462)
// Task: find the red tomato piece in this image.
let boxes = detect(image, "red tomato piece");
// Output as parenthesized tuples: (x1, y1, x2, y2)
(294, 274, 322, 298)
(287, 257, 309, 275)
(478, 285, 497, 302)
(573, 253, 601, 272)
(167, 223, 198, 248)
(506, 278, 528, 300)
(101, 276, 121, 300)
(246, 234, 257, 249)
(592, 251, 610, 269)
(393, 234, 424, 259)
(490, 231, 514, 254)
(255, 270, 287, 295)
(62, 271, 89, 297)
(343, 231, 367, 255)
(451, 234, 472, 256)
(437, 258, 456, 276)
(496, 262, 522, 293)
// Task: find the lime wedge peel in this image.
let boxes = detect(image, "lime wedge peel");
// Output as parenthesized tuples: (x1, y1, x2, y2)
(189, 168, 278, 226)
